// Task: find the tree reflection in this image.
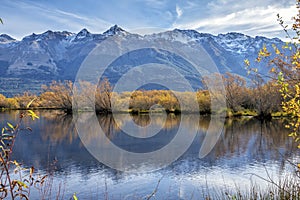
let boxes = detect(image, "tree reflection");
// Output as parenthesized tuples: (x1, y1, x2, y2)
(4, 110, 297, 173)
(97, 114, 120, 139)
(41, 112, 76, 144)
(211, 118, 297, 168)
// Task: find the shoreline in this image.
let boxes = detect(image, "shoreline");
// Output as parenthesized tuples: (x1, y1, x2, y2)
(0, 107, 290, 119)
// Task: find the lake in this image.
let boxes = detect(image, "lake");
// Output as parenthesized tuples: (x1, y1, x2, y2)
(1, 110, 298, 199)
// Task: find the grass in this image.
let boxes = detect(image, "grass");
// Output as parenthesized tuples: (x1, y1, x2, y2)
(204, 172, 300, 200)
(217, 181, 300, 200)
(70, 175, 300, 199)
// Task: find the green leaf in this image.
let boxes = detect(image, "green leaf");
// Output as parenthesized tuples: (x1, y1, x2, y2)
(278, 72, 284, 82)
(0, 18, 3, 24)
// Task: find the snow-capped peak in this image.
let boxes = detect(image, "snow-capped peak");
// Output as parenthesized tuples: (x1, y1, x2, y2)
(173, 29, 212, 39)
(21, 31, 75, 42)
(0, 34, 16, 44)
(41, 30, 74, 38)
(213, 32, 254, 54)
(217, 32, 248, 39)
(74, 28, 92, 40)
(103, 25, 127, 36)
(77, 28, 90, 36)
(22, 33, 39, 41)
(145, 29, 200, 44)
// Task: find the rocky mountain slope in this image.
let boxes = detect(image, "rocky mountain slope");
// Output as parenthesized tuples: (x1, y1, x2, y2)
(0, 25, 283, 96)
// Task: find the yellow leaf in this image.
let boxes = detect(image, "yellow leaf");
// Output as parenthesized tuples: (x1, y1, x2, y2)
(244, 59, 250, 66)
(7, 122, 14, 130)
(271, 67, 276, 73)
(73, 193, 78, 200)
(27, 110, 39, 120)
(285, 124, 290, 128)
(26, 98, 36, 109)
(16, 180, 28, 188)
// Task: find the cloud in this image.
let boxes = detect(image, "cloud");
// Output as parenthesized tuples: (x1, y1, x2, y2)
(1, 0, 112, 39)
(207, 0, 294, 14)
(143, 0, 168, 9)
(172, 3, 297, 38)
(1, 0, 297, 40)
(45, 9, 113, 32)
(176, 5, 183, 19)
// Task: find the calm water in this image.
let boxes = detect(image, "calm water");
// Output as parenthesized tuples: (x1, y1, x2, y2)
(1, 110, 299, 199)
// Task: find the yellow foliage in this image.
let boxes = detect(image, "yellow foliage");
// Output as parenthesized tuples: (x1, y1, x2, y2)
(0, 94, 7, 108)
(281, 82, 300, 145)
(6, 98, 19, 109)
(246, 0, 300, 148)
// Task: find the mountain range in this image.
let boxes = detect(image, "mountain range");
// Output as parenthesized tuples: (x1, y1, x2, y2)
(0, 25, 283, 96)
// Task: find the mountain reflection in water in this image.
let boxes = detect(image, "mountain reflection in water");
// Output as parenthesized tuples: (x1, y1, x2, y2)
(0, 111, 296, 199)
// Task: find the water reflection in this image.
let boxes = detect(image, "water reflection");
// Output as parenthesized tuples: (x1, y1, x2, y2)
(40, 111, 77, 144)
(214, 118, 296, 173)
(1, 111, 297, 198)
(74, 112, 201, 171)
(7, 111, 297, 168)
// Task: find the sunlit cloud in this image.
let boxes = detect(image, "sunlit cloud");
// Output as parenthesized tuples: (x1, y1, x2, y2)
(1, 0, 298, 40)
(172, 4, 297, 38)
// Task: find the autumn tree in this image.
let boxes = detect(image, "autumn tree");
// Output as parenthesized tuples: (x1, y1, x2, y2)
(0, 94, 7, 108)
(252, 81, 282, 119)
(95, 78, 113, 113)
(222, 72, 250, 112)
(15, 92, 39, 108)
(129, 90, 151, 112)
(245, 0, 300, 146)
(196, 90, 211, 114)
(158, 91, 179, 112)
(6, 98, 19, 109)
(40, 80, 74, 112)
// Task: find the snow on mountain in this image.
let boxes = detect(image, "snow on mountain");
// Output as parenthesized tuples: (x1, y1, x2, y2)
(0, 34, 16, 44)
(214, 32, 253, 54)
(212, 32, 282, 55)
(103, 25, 128, 36)
(146, 29, 198, 44)
(74, 28, 93, 41)
(0, 25, 284, 96)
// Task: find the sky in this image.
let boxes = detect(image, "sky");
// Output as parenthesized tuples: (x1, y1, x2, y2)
(0, 0, 297, 40)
